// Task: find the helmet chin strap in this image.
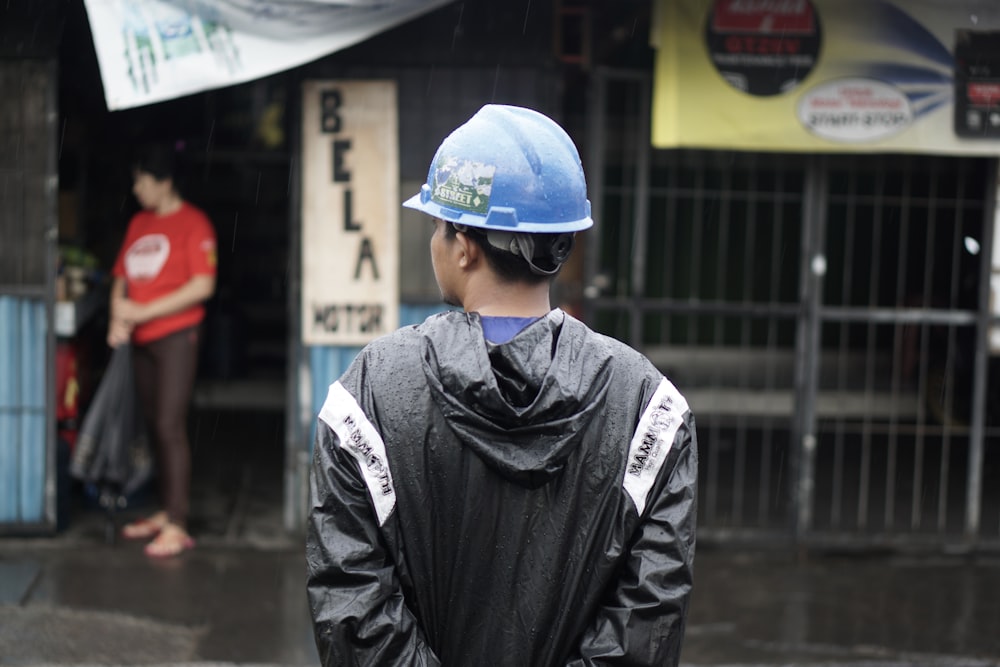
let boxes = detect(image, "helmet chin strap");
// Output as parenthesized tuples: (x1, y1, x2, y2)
(506, 233, 560, 276)
(454, 224, 574, 276)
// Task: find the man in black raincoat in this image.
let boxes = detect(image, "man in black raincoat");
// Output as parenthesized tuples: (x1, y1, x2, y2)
(307, 104, 698, 666)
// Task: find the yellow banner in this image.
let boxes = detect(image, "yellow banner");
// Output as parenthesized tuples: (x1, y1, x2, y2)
(652, 0, 1000, 154)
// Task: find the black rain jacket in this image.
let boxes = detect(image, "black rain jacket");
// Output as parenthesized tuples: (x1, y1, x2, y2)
(307, 309, 697, 666)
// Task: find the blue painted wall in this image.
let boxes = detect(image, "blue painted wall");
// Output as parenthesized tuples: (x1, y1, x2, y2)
(0, 296, 47, 524)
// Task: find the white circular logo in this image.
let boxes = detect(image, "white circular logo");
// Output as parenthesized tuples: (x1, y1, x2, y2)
(124, 233, 170, 282)
(798, 78, 912, 143)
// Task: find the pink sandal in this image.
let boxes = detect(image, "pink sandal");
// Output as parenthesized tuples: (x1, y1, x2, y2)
(143, 524, 195, 558)
(121, 516, 167, 540)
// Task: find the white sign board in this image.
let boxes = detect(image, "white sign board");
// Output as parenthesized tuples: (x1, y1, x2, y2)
(301, 80, 400, 347)
(82, 0, 452, 110)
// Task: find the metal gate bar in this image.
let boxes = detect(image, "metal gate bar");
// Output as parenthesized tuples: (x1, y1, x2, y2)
(967, 159, 998, 538)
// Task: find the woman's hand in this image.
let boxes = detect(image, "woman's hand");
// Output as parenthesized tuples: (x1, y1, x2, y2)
(107, 318, 133, 348)
(109, 275, 214, 328)
(107, 293, 142, 347)
(113, 297, 150, 324)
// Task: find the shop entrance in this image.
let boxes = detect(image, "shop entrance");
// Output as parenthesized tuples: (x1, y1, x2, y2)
(584, 70, 1000, 551)
(56, 14, 295, 538)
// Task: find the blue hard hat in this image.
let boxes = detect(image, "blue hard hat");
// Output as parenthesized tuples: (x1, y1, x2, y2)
(402, 105, 593, 233)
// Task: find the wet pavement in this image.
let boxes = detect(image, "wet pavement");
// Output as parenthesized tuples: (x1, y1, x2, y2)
(682, 547, 1000, 666)
(4, 524, 1000, 666)
(3, 537, 999, 667)
(0, 542, 317, 666)
(2, 411, 999, 666)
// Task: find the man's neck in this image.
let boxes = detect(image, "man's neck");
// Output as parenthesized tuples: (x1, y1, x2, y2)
(461, 277, 552, 318)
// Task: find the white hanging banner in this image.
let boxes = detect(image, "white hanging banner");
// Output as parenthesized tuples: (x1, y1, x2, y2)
(82, 0, 452, 110)
(301, 80, 400, 347)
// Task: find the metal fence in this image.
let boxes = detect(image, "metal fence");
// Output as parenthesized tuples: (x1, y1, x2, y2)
(583, 70, 998, 550)
(805, 156, 997, 548)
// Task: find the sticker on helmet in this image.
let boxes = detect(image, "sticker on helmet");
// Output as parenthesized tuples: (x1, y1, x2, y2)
(431, 157, 496, 214)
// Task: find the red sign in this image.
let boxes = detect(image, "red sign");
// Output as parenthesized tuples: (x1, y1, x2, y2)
(706, 0, 821, 96)
(712, 0, 816, 34)
(968, 82, 1000, 107)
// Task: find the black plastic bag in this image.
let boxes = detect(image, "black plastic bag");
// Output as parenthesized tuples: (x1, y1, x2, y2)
(70, 344, 153, 499)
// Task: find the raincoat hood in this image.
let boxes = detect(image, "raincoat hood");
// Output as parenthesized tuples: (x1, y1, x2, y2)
(421, 309, 609, 487)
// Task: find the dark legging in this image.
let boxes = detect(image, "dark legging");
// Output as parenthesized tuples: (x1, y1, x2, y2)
(132, 325, 201, 529)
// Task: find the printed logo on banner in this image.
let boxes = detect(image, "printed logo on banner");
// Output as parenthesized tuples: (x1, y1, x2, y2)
(798, 78, 913, 143)
(705, 0, 822, 97)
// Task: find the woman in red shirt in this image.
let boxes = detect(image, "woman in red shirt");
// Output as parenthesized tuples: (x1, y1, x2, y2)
(108, 145, 217, 558)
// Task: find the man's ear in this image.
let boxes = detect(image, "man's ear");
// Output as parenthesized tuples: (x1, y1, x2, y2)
(455, 230, 481, 270)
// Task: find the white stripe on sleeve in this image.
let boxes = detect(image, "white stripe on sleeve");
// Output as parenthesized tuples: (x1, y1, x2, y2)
(623, 377, 689, 516)
(319, 381, 396, 526)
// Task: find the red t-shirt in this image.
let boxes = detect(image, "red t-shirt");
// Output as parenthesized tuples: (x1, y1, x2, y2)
(112, 202, 217, 344)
